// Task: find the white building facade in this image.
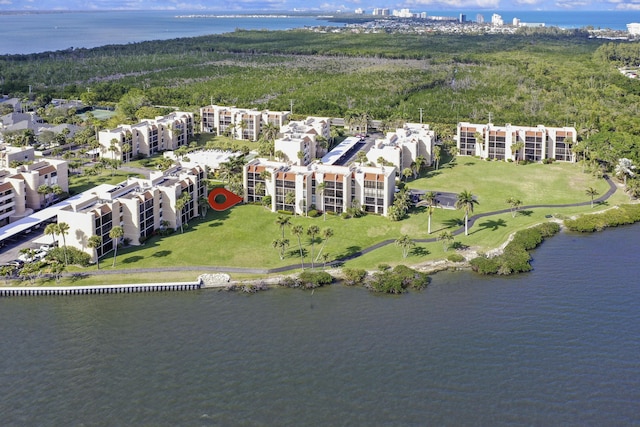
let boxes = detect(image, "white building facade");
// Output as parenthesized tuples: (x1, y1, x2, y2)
(98, 111, 194, 161)
(457, 122, 577, 162)
(57, 164, 206, 261)
(199, 105, 290, 141)
(244, 159, 396, 216)
(366, 123, 435, 173)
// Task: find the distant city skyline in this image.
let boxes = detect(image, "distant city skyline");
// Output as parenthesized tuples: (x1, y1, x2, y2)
(1, 0, 639, 12)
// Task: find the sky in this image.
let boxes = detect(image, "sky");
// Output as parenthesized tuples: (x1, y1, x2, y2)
(0, 0, 639, 12)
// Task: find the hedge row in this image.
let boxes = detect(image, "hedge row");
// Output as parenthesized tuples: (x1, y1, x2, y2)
(564, 204, 640, 232)
(469, 222, 560, 275)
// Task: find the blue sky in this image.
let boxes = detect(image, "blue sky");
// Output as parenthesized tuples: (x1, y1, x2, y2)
(1, 0, 639, 11)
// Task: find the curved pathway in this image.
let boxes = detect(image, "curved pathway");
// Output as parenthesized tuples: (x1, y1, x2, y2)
(59, 176, 619, 278)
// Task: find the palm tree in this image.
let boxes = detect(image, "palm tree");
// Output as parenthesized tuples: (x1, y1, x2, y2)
(51, 184, 64, 202)
(511, 141, 525, 164)
(563, 136, 574, 162)
(44, 223, 58, 246)
(615, 158, 636, 187)
(235, 120, 248, 140)
(316, 182, 327, 220)
(437, 231, 454, 251)
(109, 226, 124, 267)
(254, 182, 265, 199)
(414, 155, 427, 177)
(455, 190, 479, 236)
(585, 187, 599, 208)
(422, 191, 437, 234)
(271, 238, 289, 260)
(307, 225, 320, 268)
(275, 215, 291, 239)
(198, 196, 209, 218)
(175, 191, 192, 233)
(56, 222, 70, 265)
(259, 169, 272, 183)
(37, 184, 52, 207)
(262, 122, 279, 143)
(402, 167, 413, 181)
(274, 150, 288, 162)
(356, 150, 368, 166)
(395, 234, 415, 258)
(506, 197, 522, 218)
(284, 191, 296, 213)
(315, 227, 334, 262)
(474, 131, 485, 153)
(121, 142, 132, 162)
(108, 138, 119, 160)
(291, 224, 305, 270)
(87, 235, 102, 269)
(433, 145, 442, 170)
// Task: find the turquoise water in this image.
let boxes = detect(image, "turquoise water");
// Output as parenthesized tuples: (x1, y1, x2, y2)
(0, 11, 330, 55)
(1, 224, 639, 425)
(1, 10, 638, 55)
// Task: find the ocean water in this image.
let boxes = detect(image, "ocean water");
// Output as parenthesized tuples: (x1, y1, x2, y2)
(0, 11, 330, 55)
(0, 224, 639, 425)
(0, 10, 638, 55)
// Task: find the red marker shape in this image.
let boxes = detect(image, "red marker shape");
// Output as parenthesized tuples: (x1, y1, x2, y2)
(208, 188, 243, 211)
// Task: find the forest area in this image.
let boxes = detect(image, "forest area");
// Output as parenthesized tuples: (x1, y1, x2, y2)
(2, 30, 640, 182)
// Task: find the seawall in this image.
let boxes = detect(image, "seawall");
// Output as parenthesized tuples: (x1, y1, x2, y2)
(0, 281, 202, 297)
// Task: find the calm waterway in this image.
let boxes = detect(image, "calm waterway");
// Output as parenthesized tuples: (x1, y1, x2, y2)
(1, 224, 639, 425)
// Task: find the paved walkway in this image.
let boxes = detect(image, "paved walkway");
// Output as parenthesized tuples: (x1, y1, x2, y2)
(55, 175, 619, 278)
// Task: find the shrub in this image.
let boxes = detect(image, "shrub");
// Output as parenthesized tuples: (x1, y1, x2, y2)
(307, 209, 320, 218)
(298, 271, 333, 288)
(341, 212, 351, 219)
(507, 228, 543, 251)
(342, 268, 367, 286)
(279, 271, 334, 289)
(447, 253, 465, 262)
(46, 247, 91, 267)
(537, 221, 560, 237)
(469, 255, 501, 274)
(277, 210, 294, 215)
(367, 265, 429, 294)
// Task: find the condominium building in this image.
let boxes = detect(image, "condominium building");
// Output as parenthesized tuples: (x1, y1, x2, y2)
(457, 122, 577, 162)
(0, 158, 69, 226)
(0, 145, 35, 168)
(275, 116, 331, 165)
(628, 23, 640, 36)
(57, 164, 206, 261)
(244, 159, 396, 216)
(372, 8, 390, 16)
(492, 14, 504, 26)
(367, 123, 435, 173)
(98, 111, 194, 161)
(199, 105, 290, 141)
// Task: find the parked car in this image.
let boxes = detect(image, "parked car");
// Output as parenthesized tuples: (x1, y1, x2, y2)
(7, 260, 24, 267)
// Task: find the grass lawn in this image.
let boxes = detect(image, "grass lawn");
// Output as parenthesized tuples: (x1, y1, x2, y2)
(410, 157, 615, 212)
(58, 155, 627, 285)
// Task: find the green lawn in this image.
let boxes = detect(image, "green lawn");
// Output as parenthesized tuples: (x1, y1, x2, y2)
(69, 156, 626, 280)
(411, 157, 615, 212)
